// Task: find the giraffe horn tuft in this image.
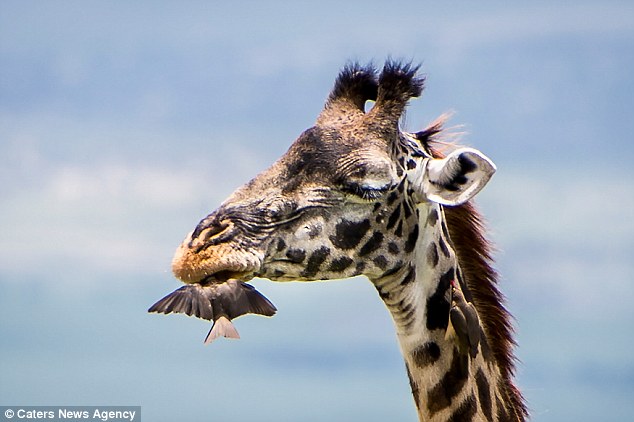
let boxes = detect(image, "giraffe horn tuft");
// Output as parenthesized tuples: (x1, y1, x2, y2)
(326, 61, 378, 111)
(370, 60, 425, 121)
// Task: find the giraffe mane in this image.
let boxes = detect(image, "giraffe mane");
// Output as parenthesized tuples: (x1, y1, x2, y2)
(420, 121, 528, 418)
(443, 202, 527, 418)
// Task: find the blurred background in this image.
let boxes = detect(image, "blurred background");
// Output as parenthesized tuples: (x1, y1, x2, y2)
(1, 1, 632, 420)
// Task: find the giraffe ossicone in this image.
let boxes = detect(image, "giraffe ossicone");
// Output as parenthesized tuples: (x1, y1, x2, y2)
(150, 61, 527, 421)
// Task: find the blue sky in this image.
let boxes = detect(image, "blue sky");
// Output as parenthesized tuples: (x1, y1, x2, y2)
(1, 1, 633, 421)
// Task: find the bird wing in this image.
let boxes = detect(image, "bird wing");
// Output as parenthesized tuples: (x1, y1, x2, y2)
(148, 284, 215, 321)
(464, 302, 481, 355)
(450, 305, 469, 346)
(213, 280, 277, 319)
(450, 285, 482, 358)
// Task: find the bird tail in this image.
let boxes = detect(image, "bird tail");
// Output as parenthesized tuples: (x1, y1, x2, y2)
(204, 316, 240, 344)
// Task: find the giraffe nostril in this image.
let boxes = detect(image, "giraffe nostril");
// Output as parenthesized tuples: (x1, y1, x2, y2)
(190, 219, 232, 247)
(200, 222, 230, 241)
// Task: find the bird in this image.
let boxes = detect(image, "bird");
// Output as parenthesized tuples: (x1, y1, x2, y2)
(148, 279, 277, 344)
(447, 280, 481, 358)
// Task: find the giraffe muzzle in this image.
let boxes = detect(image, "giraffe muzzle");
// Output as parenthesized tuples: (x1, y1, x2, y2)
(171, 216, 264, 284)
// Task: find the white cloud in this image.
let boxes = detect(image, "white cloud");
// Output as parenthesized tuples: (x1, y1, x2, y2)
(0, 161, 217, 283)
(482, 166, 634, 246)
(46, 164, 199, 205)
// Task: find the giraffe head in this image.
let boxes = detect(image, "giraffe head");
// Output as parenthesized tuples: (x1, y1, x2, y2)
(172, 62, 496, 285)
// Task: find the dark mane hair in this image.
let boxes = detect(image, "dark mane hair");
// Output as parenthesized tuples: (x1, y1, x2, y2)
(418, 122, 528, 419)
(325, 62, 378, 112)
(444, 202, 527, 419)
(376, 60, 425, 105)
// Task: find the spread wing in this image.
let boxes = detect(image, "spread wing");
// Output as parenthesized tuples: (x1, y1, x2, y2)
(148, 281, 277, 322)
(148, 284, 215, 321)
(218, 281, 277, 319)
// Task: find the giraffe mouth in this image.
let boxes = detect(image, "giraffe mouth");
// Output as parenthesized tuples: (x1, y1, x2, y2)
(200, 270, 256, 285)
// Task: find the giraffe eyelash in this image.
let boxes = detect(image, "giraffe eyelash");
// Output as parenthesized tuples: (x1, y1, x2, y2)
(341, 182, 388, 201)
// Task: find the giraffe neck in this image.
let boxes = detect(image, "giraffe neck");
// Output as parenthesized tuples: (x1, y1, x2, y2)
(374, 203, 511, 421)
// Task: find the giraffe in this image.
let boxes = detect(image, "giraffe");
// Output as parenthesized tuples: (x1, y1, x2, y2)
(167, 61, 527, 421)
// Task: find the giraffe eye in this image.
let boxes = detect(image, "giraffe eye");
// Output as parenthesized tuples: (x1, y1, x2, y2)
(342, 182, 389, 201)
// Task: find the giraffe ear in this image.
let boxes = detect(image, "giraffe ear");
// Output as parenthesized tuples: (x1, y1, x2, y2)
(415, 148, 496, 206)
